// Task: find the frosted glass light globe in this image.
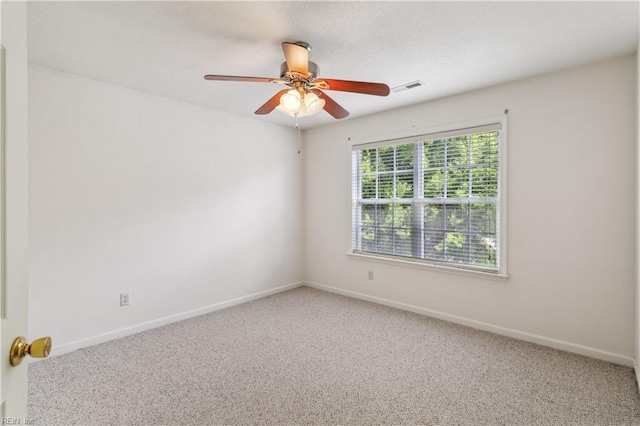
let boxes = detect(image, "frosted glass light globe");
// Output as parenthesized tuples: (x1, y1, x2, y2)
(279, 90, 301, 113)
(304, 92, 325, 115)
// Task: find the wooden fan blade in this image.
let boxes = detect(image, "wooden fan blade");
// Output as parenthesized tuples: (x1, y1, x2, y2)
(204, 75, 278, 83)
(255, 89, 289, 115)
(317, 79, 390, 96)
(281, 42, 309, 75)
(312, 89, 349, 119)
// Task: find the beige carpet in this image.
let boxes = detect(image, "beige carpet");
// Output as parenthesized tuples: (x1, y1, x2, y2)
(28, 286, 640, 425)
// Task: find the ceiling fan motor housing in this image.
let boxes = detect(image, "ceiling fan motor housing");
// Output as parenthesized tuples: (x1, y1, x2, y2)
(280, 61, 319, 83)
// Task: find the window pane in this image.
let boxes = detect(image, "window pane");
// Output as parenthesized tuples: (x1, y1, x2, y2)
(446, 204, 469, 233)
(361, 174, 376, 199)
(470, 203, 496, 234)
(396, 144, 414, 171)
(445, 167, 470, 198)
(396, 172, 414, 198)
(392, 204, 413, 257)
(424, 139, 446, 170)
(444, 231, 469, 263)
(447, 135, 469, 167)
(471, 166, 498, 197)
(378, 146, 394, 172)
(424, 169, 444, 198)
(424, 231, 445, 261)
(424, 203, 444, 231)
(471, 131, 499, 166)
(375, 204, 392, 227)
(469, 233, 497, 267)
(360, 149, 377, 174)
(377, 227, 393, 254)
(377, 174, 393, 199)
(360, 226, 377, 252)
(361, 204, 376, 227)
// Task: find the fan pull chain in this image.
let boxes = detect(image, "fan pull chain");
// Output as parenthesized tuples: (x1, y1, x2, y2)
(296, 115, 302, 154)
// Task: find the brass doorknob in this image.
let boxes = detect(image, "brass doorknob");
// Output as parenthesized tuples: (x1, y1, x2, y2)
(10, 336, 52, 366)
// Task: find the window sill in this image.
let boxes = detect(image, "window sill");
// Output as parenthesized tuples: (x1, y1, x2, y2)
(347, 252, 509, 282)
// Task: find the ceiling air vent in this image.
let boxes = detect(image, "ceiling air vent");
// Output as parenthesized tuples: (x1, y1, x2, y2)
(391, 80, 425, 93)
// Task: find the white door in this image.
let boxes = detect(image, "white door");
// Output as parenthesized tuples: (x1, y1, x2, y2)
(0, 1, 35, 419)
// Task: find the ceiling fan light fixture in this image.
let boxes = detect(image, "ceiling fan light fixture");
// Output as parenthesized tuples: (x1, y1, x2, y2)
(304, 92, 325, 115)
(279, 89, 302, 114)
(277, 89, 325, 118)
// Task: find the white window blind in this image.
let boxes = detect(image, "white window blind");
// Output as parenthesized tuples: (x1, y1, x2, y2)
(351, 124, 502, 273)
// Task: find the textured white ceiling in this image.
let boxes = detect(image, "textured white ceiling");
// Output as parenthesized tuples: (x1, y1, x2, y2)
(28, 1, 639, 129)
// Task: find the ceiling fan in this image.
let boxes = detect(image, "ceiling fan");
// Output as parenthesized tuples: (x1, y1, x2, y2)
(204, 42, 390, 120)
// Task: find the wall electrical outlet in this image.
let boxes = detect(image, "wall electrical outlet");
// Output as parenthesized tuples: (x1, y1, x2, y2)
(367, 270, 374, 280)
(120, 293, 130, 307)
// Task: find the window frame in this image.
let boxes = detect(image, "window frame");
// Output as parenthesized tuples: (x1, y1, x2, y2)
(348, 115, 508, 280)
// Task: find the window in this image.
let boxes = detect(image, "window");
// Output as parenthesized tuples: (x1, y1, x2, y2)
(351, 123, 504, 274)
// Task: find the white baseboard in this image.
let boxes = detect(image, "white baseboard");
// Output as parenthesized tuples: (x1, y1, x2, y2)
(635, 360, 640, 393)
(304, 281, 635, 368)
(45, 281, 304, 360)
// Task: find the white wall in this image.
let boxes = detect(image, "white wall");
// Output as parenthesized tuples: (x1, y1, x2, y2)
(304, 54, 637, 365)
(28, 66, 303, 352)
